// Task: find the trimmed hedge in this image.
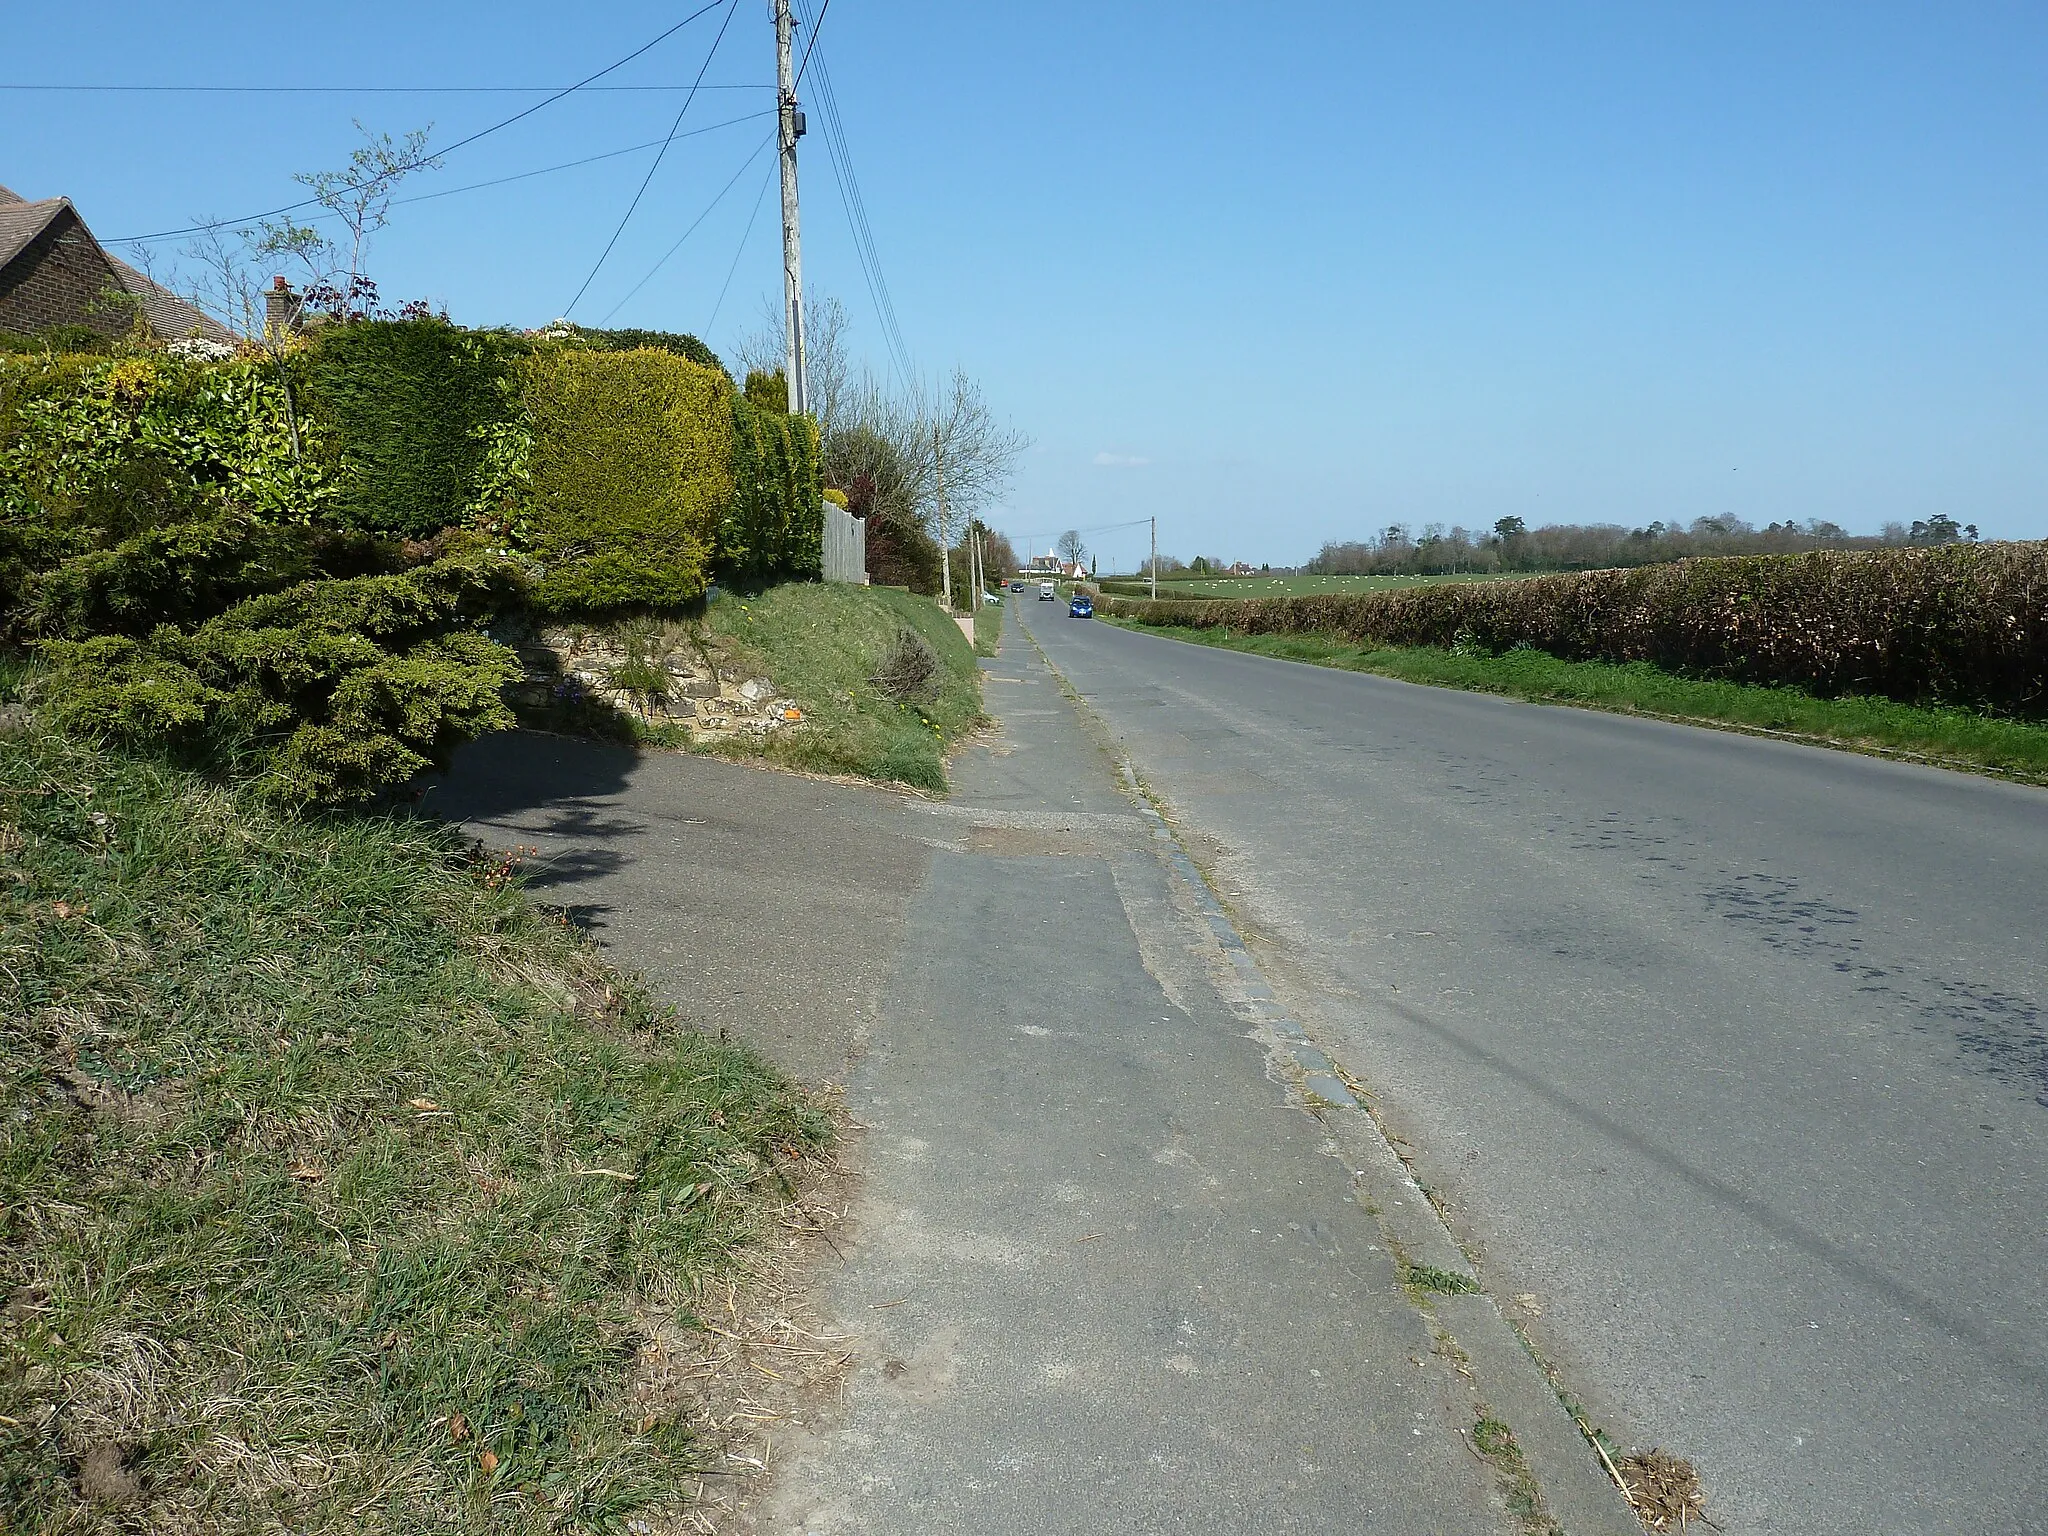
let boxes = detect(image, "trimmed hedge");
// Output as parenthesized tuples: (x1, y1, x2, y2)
(304, 320, 517, 539)
(0, 331, 832, 803)
(724, 394, 823, 586)
(516, 346, 733, 612)
(1100, 545, 2048, 713)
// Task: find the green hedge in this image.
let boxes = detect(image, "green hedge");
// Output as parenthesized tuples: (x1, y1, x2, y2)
(304, 321, 518, 539)
(1100, 544, 2048, 713)
(0, 332, 830, 803)
(724, 394, 822, 586)
(516, 346, 732, 612)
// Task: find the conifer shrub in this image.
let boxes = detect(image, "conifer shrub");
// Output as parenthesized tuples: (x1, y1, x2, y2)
(36, 553, 525, 805)
(305, 319, 520, 539)
(577, 325, 725, 374)
(516, 347, 733, 613)
(724, 393, 823, 586)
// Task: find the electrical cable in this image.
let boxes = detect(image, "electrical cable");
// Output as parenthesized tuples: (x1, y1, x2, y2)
(792, 0, 833, 89)
(1, 82, 768, 94)
(566, 0, 743, 318)
(804, 16, 913, 381)
(598, 132, 775, 324)
(791, 1, 914, 383)
(106, 2, 731, 243)
(259, 110, 771, 227)
(706, 162, 778, 336)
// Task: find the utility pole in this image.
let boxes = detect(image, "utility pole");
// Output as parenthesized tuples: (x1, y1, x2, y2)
(1150, 515, 1157, 600)
(934, 424, 952, 610)
(774, 0, 808, 415)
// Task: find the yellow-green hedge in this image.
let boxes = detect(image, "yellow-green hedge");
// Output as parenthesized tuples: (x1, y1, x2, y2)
(517, 347, 734, 613)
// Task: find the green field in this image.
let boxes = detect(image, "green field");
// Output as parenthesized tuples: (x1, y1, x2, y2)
(1102, 571, 1521, 599)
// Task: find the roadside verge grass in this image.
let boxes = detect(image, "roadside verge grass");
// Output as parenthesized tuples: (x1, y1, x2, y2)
(973, 599, 1002, 656)
(1103, 617, 2048, 784)
(0, 721, 828, 1532)
(705, 583, 985, 792)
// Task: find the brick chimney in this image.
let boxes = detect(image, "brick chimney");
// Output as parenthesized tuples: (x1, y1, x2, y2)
(264, 276, 299, 340)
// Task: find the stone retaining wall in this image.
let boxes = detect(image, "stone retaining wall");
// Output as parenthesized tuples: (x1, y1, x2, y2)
(501, 623, 805, 741)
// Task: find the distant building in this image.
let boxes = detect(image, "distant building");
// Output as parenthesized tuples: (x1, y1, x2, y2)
(0, 183, 232, 342)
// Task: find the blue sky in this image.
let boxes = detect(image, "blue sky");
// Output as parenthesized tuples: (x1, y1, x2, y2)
(6, 3, 2045, 567)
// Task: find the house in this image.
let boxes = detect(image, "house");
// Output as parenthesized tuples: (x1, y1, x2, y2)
(0, 183, 232, 343)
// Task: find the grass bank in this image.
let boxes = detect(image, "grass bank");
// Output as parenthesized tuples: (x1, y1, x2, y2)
(0, 722, 827, 1532)
(705, 582, 985, 792)
(1104, 618, 2048, 784)
(974, 598, 1002, 656)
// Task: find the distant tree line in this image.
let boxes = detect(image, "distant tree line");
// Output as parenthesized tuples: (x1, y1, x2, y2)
(1305, 514, 1985, 576)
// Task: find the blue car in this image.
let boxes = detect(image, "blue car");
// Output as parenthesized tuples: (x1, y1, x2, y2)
(1068, 592, 1093, 618)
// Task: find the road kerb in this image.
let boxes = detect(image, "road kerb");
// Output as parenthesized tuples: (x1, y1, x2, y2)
(1110, 756, 1640, 1534)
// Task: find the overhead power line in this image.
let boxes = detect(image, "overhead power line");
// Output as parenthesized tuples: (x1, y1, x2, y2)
(106, 2, 732, 243)
(0, 82, 769, 94)
(566, 0, 744, 318)
(792, 0, 913, 384)
(599, 132, 776, 324)
(254, 111, 771, 229)
(793, 0, 834, 89)
(706, 162, 779, 335)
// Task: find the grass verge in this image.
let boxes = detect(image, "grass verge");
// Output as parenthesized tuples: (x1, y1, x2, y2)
(0, 721, 828, 1532)
(704, 583, 985, 793)
(1103, 618, 2048, 784)
(973, 599, 1002, 656)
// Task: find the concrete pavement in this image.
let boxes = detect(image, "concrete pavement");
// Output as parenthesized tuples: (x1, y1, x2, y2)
(1022, 599, 2048, 1536)
(430, 602, 1641, 1534)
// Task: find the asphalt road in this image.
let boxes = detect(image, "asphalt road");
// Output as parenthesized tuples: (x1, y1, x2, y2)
(1021, 600, 2048, 1536)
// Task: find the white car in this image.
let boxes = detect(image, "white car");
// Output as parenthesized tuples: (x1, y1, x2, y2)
(1038, 581, 1057, 601)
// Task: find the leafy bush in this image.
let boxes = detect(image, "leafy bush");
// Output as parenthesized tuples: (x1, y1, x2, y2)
(1101, 543, 2048, 713)
(0, 324, 117, 355)
(37, 553, 525, 804)
(305, 319, 520, 539)
(863, 502, 941, 594)
(517, 347, 733, 614)
(724, 394, 822, 586)
(0, 351, 328, 540)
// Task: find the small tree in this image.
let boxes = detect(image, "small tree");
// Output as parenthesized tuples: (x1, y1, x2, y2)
(1056, 529, 1087, 569)
(256, 123, 442, 321)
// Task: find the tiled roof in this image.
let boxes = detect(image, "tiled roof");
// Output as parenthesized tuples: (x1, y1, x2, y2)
(0, 193, 68, 273)
(105, 252, 235, 343)
(0, 183, 233, 343)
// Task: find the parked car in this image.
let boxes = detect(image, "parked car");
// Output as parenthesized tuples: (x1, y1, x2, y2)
(1069, 592, 1093, 618)
(1039, 581, 1057, 600)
